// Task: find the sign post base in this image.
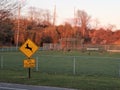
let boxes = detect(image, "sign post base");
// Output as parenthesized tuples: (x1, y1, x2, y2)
(28, 68, 31, 79)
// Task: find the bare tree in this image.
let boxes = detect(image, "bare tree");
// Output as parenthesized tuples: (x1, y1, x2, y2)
(28, 7, 52, 25)
(106, 24, 116, 31)
(0, 0, 22, 46)
(76, 10, 91, 37)
(28, 7, 36, 22)
(43, 9, 51, 24)
(90, 18, 100, 29)
(0, 0, 18, 22)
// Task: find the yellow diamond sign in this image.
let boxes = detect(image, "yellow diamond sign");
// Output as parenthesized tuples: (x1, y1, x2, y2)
(19, 39, 38, 58)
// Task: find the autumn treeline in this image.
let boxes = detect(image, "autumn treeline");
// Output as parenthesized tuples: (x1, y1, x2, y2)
(0, 0, 120, 47)
(14, 21, 120, 46)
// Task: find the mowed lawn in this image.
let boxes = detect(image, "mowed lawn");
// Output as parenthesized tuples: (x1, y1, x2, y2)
(1, 50, 120, 90)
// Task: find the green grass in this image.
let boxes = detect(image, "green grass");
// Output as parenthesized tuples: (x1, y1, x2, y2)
(1, 51, 120, 90)
(1, 51, 120, 75)
(1, 69, 120, 90)
(37, 51, 120, 76)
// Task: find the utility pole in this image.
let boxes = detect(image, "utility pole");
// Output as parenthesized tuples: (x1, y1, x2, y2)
(53, 5, 56, 26)
(16, 1, 21, 50)
(74, 7, 77, 27)
(74, 7, 78, 49)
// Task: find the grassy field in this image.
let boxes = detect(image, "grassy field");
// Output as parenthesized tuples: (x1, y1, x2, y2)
(1, 50, 120, 90)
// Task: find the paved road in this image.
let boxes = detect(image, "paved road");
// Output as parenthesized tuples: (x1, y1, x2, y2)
(0, 83, 76, 90)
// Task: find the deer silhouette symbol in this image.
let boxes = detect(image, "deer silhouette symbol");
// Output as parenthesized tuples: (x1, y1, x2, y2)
(25, 43, 33, 52)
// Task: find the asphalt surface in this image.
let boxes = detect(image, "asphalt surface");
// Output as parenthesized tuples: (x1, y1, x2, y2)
(0, 83, 76, 90)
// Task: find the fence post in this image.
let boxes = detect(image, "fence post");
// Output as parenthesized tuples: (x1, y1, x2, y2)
(73, 57, 76, 75)
(36, 56, 39, 71)
(118, 65, 120, 77)
(1, 56, 3, 69)
(119, 68, 120, 77)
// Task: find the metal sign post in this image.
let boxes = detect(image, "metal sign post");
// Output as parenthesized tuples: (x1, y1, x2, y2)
(28, 68, 31, 79)
(28, 58, 31, 79)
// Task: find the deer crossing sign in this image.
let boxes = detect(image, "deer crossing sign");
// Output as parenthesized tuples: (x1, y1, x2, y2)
(19, 39, 39, 58)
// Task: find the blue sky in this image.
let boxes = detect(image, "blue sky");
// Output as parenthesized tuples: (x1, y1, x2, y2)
(23, 0, 120, 29)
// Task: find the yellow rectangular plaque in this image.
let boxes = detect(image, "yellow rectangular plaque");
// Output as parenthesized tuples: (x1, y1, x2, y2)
(24, 59, 36, 68)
